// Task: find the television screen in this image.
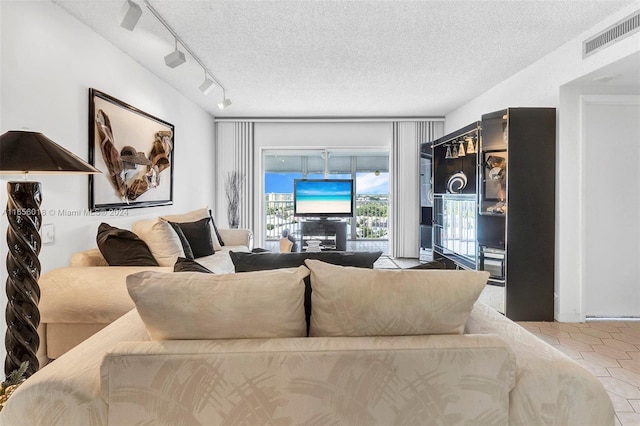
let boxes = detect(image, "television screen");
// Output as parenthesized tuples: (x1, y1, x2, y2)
(294, 179, 354, 217)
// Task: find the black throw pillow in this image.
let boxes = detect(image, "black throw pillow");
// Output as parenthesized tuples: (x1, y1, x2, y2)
(168, 222, 194, 260)
(408, 259, 448, 269)
(229, 251, 383, 335)
(96, 223, 159, 266)
(170, 218, 214, 258)
(208, 209, 225, 247)
(173, 257, 214, 273)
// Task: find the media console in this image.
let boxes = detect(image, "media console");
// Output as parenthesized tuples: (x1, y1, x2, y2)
(300, 220, 347, 251)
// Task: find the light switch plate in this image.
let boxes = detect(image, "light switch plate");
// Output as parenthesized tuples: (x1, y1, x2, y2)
(42, 223, 55, 244)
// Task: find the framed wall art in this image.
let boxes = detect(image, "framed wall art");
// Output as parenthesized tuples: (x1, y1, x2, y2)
(89, 88, 174, 211)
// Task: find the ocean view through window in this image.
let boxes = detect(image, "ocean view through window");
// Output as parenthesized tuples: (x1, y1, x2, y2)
(263, 151, 389, 246)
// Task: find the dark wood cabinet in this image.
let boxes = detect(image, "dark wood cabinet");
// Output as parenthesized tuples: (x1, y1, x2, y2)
(480, 108, 556, 321)
(426, 107, 556, 321)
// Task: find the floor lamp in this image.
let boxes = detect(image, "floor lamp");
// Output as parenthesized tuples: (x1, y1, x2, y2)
(0, 130, 100, 377)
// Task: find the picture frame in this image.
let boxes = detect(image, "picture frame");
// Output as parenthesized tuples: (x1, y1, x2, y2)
(89, 88, 174, 211)
(482, 149, 507, 201)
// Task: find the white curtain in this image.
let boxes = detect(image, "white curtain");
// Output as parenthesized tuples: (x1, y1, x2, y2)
(390, 121, 444, 258)
(215, 122, 254, 230)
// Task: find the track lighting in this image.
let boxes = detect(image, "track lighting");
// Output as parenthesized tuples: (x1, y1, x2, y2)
(199, 70, 216, 95)
(119, 0, 142, 31)
(122, 0, 231, 107)
(218, 92, 232, 109)
(164, 39, 186, 68)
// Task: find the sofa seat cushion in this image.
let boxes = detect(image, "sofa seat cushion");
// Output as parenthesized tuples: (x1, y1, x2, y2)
(305, 260, 488, 337)
(127, 267, 310, 340)
(38, 266, 173, 325)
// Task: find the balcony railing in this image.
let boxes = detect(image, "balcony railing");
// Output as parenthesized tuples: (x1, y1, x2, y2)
(264, 195, 388, 241)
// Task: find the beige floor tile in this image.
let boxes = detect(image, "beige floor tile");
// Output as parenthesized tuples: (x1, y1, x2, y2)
(599, 377, 640, 399)
(626, 322, 640, 330)
(551, 344, 583, 359)
(582, 351, 621, 368)
(570, 332, 605, 345)
(594, 344, 633, 361)
(609, 368, 640, 388)
(610, 393, 635, 412)
(602, 339, 640, 353)
(549, 323, 583, 333)
(615, 415, 622, 426)
(558, 337, 596, 352)
(576, 358, 612, 376)
(620, 359, 640, 374)
(582, 327, 617, 339)
(531, 332, 559, 345)
(629, 400, 640, 413)
(621, 327, 640, 338)
(616, 412, 640, 426)
(590, 322, 631, 333)
(540, 327, 571, 339)
(613, 333, 640, 345)
(517, 323, 541, 333)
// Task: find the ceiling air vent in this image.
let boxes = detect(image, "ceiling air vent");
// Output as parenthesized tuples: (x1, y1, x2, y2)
(583, 10, 640, 58)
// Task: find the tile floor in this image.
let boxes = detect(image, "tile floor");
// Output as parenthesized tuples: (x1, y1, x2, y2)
(517, 320, 640, 426)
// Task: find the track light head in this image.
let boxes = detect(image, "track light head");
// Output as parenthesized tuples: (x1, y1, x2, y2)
(164, 49, 186, 68)
(199, 77, 216, 95)
(119, 0, 142, 31)
(218, 97, 232, 109)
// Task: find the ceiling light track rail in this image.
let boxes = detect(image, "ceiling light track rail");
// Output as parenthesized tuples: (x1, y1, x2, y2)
(119, 0, 231, 108)
(142, 0, 224, 91)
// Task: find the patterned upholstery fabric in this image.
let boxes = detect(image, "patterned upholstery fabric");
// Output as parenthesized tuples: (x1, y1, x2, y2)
(1, 304, 614, 425)
(466, 302, 615, 425)
(99, 334, 515, 425)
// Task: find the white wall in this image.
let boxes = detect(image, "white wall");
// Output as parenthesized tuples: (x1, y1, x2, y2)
(0, 1, 216, 363)
(582, 96, 640, 317)
(445, 1, 640, 321)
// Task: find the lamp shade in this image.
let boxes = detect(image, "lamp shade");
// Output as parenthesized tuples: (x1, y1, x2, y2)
(0, 130, 100, 174)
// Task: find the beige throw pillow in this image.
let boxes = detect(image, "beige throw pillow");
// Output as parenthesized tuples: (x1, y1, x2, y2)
(127, 266, 310, 340)
(305, 259, 488, 337)
(161, 207, 223, 251)
(131, 218, 184, 267)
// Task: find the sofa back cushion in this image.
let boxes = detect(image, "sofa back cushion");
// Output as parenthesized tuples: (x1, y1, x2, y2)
(304, 259, 488, 337)
(96, 223, 158, 266)
(168, 218, 215, 258)
(127, 267, 309, 340)
(132, 218, 184, 267)
(230, 251, 383, 334)
(161, 207, 223, 250)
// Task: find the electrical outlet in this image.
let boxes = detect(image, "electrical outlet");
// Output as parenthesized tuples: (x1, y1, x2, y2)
(42, 223, 55, 244)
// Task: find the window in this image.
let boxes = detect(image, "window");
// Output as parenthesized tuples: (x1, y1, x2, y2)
(263, 150, 389, 243)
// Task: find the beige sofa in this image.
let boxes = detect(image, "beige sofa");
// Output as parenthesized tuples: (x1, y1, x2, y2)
(36, 208, 253, 363)
(3, 263, 614, 426)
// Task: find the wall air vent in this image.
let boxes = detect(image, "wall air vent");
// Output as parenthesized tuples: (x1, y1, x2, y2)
(583, 10, 640, 58)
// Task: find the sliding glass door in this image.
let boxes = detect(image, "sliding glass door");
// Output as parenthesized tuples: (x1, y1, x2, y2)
(263, 149, 389, 246)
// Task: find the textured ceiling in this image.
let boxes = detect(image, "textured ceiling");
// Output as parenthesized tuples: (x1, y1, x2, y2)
(53, 0, 635, 118)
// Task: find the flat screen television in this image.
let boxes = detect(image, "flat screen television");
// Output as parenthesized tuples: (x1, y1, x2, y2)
(293, 179, 354, 217)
